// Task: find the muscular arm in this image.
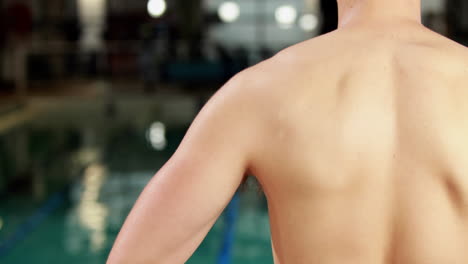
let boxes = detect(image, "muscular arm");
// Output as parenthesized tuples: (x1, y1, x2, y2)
(107, 71, 258, 264)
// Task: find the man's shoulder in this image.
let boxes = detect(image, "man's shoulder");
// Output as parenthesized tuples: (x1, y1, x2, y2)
(420, 33, 468, 80)
(232, 35, 340, 98)
(243, 36, 335, 77)
(274, 32, 345, 63)
(424, 29, 467, 53)
(404, 27, 468, 65)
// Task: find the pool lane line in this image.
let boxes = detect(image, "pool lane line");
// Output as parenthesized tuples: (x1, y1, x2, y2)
(217, 192, 240, 264)
(0, 190, 66, 258)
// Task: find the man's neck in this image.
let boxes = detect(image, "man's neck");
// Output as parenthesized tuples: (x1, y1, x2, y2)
(337, 0, 422, 28)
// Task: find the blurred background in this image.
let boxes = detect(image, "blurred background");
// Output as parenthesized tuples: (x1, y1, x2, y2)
(0, 0, 466, 263)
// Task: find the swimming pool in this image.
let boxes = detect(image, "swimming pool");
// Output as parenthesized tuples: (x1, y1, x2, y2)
(0, 97, 273, 264)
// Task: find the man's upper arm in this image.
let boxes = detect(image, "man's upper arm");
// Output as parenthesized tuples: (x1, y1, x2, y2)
(107, 71, 260, 264)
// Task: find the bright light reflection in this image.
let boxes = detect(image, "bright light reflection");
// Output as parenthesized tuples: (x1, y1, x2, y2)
(0, 217, 3, 230)
(275, 5, 297, 27)
(78, 163, 108, 251)
(148, 121, 167, 150)
(147, 0, 167, 18)
(218, 1, 240, 23)
(299, 14, 319, 32)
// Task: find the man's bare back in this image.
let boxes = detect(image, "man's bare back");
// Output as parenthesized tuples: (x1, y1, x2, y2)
(252, 23, 468, 264)
(107, 2, 468, 264)
(250, 21, 468, 264)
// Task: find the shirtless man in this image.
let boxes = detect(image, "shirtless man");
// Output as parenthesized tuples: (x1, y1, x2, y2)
(107, 0, 468, 263)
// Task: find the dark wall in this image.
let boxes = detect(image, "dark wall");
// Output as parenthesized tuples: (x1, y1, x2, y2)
(447, 0, 468, 44)
(320, 0, 338, 35)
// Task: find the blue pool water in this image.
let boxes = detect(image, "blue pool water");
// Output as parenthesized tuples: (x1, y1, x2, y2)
(0, 99, 273, 264)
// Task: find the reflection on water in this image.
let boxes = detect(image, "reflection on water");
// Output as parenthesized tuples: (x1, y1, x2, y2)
(66, 163, 109, 253)
(73, 148, 101, 166)
(147, 121, 167, 150)
(78, 163, 108, 251)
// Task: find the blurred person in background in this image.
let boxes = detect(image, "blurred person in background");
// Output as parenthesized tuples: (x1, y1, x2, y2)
(108, 0, 468, 263)
(0, 3, 6, 90)
(138, 23, 160, 93)
(2, 0, 32, 102)
(77, 0, 106, 77)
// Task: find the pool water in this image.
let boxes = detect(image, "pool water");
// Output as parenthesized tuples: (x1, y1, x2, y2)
(0, 99, 273, 264)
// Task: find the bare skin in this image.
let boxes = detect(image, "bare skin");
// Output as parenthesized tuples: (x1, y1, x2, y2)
(108, 0, 468, 263)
